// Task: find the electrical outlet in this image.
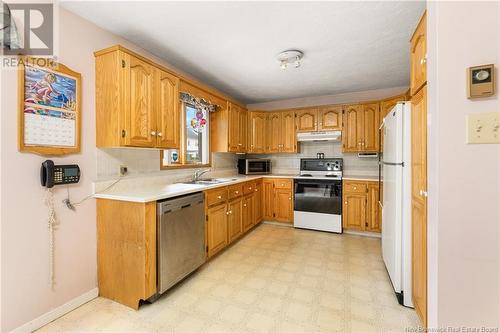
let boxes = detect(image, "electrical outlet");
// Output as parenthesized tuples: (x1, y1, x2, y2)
(466, 112, 500, 144)
(120, 165, 128, 176)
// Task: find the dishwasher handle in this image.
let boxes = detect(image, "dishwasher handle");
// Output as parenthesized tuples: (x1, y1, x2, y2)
(158, 192, 204, 215)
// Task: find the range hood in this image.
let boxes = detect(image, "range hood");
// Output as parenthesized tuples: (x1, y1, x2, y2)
(297, 131, 342, 142)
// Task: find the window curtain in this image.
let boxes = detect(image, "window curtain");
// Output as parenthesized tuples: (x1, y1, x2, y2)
(180, 92, 218, 134)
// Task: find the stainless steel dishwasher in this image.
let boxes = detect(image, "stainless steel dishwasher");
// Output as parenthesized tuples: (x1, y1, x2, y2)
(157, 192, 205, 294)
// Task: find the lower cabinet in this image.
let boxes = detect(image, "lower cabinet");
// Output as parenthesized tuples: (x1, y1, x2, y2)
(227, 198, 242, 243)
(262, 178, 294, 223)
(342, 180, 382, 233)
(206, 203, 228, 258)
(205, 180, 264, 259)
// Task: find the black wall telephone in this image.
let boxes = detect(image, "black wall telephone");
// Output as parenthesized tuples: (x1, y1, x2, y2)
(41, 160, 81, 188)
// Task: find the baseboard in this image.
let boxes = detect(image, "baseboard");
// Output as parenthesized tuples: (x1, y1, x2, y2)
(262, 221, 293, 227)
(11, 288, 98, 333)
(343, 230, 382, 238)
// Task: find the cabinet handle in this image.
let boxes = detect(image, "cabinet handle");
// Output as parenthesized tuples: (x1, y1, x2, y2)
(420, 57, 427, 65)
(151, 131, 156, 136)
(226, 211, 230, 215)
(353, 186, 357, 190)
(289, 197, 292, 200)
(243, 204, 247, 207)
(157, 132, 162, 137)
(419, 190, 428, 197)
(235, 191, 239, 194)
(238, 143, 242, 146)
(345, 201, 348, 205)
(255, 189, 258, 192)
(217, 195, 222, 199)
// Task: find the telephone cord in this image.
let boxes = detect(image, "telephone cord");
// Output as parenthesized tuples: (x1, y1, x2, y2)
(45, 188, 58, 290)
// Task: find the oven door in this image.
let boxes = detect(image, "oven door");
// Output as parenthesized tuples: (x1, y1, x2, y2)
(294, 179, 342, 215)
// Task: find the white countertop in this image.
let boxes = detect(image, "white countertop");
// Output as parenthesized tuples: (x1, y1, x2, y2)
(94, 173, 380, 203)
(94, 174, 296, 203)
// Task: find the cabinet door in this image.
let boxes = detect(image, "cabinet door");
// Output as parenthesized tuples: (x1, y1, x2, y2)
(249, 112, 266, 153)
(262, 179, 274, 220)
(206, 204, 228, 258)
(343, 193, 366, 231)
(242, 195, 254, 232)
(268, 113, 281, 153)
(254, 181, 263, 224)
(228, 103, 240, 152)
(318, 106, 342, 131)
(362, 103, 380, 152)
(296, 109, 317, 132)
(410, 13, 427, 96)
(366, 183, 381, 232)
(343, 105, 363, 152)
(281, 111, 296, 152)
(274, 188, 293, 223)
(125, 56, 156, 147)
(239, 108, 248, 152)
(156, 70, 180, 149)
(411, 87, 427, 326)
(227, 199, 242, 243)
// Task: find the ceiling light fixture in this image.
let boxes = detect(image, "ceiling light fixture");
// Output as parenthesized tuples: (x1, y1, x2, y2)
(277, 50, 303, 70)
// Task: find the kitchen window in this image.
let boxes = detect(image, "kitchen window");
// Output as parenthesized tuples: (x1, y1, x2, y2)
(161, 102, 210, 168)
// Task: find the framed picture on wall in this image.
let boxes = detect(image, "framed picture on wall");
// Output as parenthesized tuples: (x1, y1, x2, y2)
(18, 58, 82, 155)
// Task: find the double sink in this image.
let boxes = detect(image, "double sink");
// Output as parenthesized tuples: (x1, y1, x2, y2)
(181, 178, 238, 186)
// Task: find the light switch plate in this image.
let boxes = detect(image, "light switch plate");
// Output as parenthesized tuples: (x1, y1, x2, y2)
(466, 112, 500, 144)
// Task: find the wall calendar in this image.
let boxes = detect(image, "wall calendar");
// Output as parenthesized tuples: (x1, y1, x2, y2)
(18, 58, 81, 155)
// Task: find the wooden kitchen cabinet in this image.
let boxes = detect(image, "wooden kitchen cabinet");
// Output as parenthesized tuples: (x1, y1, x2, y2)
(95, 47, 180, 149)
(227, 198, 243, 243)
(262, 179, 275, 220)
(296, 109, 318, 132)
(342, 103, 379, 152)
(96, 199, 157, 309)
(242, 194, 254, 232)
(267, 112, 281, 153)
(410, 12, 427, 96)
(227, 103, 247, 153)
(318, 105, 342, 131)
(261, 178, 294, 224)
(343, 192, 366, 231)
(281, 111, 296, 153)
(253, 180, 263, 224)
(265, 111, 296, 153)
(248, 112, 267, 153)
(342, 180, 382, 233)
(206, 203, 228, 258)
(366, 183, 382, 232)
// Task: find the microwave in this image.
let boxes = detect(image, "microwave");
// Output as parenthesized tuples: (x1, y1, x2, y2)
(238, 159, 272, 175)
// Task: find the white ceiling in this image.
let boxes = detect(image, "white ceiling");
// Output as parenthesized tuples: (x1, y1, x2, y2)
(62, 1, 426, 104)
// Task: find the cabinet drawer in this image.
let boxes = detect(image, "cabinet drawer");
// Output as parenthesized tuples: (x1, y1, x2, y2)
(243, 181, 256, 195)
(228, 184, 243, 199)
(344, 182, 367, 193)
(206, 188, 228, 206)
(274, 179, 292, 189)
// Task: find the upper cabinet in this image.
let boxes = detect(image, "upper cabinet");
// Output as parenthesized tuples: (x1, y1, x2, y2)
(296, 109, 318, 132)
(211, 102, 248, 153)
(95, 48, 180, 149)
(318, 105, 342, 131)
(343, 103, 379, 153)
(248, 112, 266, 153)
(410, 12, 427, 96)
(296, 106, 342, 132)
(265, 111, 296, 153)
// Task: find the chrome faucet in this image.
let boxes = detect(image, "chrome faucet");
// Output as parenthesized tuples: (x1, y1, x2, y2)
(192, 169, 210, 182)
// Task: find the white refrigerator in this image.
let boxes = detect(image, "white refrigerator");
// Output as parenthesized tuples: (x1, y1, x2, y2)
(381, 102, 413, 308)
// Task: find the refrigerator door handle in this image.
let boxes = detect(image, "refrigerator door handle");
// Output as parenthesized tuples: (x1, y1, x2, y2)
(382, 162, 405, 166)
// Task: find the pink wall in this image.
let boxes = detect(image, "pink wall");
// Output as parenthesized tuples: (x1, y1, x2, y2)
(246, 86, 409, 110)
(0, 8, 201, 332)
(427, 1, 500, 328)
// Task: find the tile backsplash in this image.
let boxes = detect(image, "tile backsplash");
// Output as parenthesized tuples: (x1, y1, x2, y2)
(247, 141, 379, 176)
(96, 142, 378, 181)
(96, 148, 238, 180)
